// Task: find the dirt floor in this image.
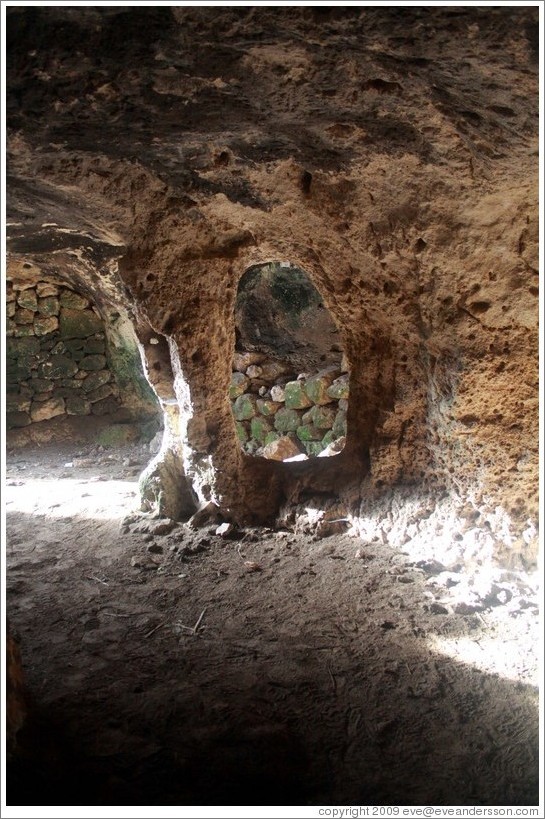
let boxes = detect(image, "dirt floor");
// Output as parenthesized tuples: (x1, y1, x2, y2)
(4, 441, 540, 807)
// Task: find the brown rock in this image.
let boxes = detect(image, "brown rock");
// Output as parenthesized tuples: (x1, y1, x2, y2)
(30, 396, 65, 421)
(261, 435, 302, 461)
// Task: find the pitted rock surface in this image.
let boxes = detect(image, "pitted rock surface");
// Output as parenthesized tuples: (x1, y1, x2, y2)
(5, 6, 538, 561)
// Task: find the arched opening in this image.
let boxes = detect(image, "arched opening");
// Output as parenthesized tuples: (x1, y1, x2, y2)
(230, 261, 349, 461)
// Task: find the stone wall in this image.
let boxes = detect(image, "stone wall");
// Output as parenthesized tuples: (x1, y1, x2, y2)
(230, 352, 349, 460)
(6, 280, 121, 429)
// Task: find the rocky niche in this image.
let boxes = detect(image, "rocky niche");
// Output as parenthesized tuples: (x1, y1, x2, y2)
(6, 279, 158, 435)
(230, 353, 348, 459)
(231, 262, 348, 459)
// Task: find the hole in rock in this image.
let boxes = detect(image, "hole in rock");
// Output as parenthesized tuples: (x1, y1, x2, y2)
(230, 261, 349, 462)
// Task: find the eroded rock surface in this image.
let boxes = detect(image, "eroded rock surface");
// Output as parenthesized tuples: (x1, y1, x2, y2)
(6, 6, 539, 562)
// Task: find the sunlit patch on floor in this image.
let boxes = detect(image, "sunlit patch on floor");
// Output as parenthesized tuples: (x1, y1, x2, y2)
(5, 477, 139, 521)
(428, 634, 540, 686)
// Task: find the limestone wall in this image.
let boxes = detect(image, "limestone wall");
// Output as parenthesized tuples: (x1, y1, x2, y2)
(6, 280, 121, 429)
(230, 352, 349, 459)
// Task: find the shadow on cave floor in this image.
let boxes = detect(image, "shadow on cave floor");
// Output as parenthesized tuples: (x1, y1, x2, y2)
(5, 443, 540, 807)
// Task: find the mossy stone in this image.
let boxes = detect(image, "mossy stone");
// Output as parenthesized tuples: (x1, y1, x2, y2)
(79, 354, 107, 371)
(6, 393, 31, 413)
(37, 297, 60, 316)
(235, 422, 249, 443)
(229, 372, 249, 399)
(59, 307, 102, 339)
(327, 376, 350, 401)
(256, 399, 281, 417)
(284, 380, 312, 410)
(59, 290, 89, 310)
(232, 393, 256, 420)
(305, 441, 325, 457)
(13, 325, 36, 337)
(91, 397, 120, 416)
(81, 370, 111, 392)
(15, 309, 35, 325)
(30, 378, 54, 394)
(17, 290, 38, 311)
(296, 424, 323, 442)
(333, 410, 347, 437)
(7, 411, 31, 429)
(10, 336, 40, 358)
(308, 404, 336, 429)
(274, 407, 300, 433)
(264, 431, 280, 445)
(34, 316, 59, 336)
(66, 396, 92, 415)
(250, 415, 273, 444)
(39, 355, 78, 380)
(304, 374, 335, 405)
(84, 337, 106, 354)
(86, 384, 114, 403)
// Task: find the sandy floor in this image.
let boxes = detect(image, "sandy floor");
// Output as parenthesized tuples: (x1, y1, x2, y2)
(5, 442, 540, 807)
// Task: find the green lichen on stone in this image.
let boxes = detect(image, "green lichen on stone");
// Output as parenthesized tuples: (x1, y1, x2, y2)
(304, 374, 335, 406)
(15, 309, 35, 325)
(103, 338, 157, 410)
(81, 370, 111, 392)
(308, 404, 336, 429)
(284, 380, 312, 409)
(37, 296, 59, 316)
(250, 415, 273, 444)
(229, 371, 249, 399)
(59, 307, 102, 339)
(66, 395, 92, 415)
(305, 441, 325, 457)
(38, 354, 78, 380)
(333, 410, 347, 437)
(13, 325, 36, 337)
(274, 407, 300, 433)
(321, 430, 336, 448)
(34, 316, 59, 336)
(264, 431, 280, 445)
(84, 337, 106, 354)
(327, 376, 350, 401)
(79, 354, 107, 371)
(233, 393, 256, 420)
(296, 423, 323, 442)
(235, 422, 249, 443)
(256, 399, 281, 417)
(17, 290, 38, 311)
(59, 290, 89, 310)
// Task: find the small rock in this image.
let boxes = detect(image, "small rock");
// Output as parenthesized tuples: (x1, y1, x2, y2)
(428, 602, 449, 615)
(262, 435, 302, 461)
(187, 501, 221, 529)
(130, 555, 157, 570)
(215, 522, 242, 539)
(415, 559, 447, 576)
(244, 561, 263, 572)
(147, 543, 164, 554)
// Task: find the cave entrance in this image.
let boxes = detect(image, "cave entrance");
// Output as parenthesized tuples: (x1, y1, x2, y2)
(230, 261, 349, 461)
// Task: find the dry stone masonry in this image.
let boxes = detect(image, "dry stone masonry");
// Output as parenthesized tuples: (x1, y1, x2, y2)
(6, 281, 120, 429)
(230, 351, 349, 459)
